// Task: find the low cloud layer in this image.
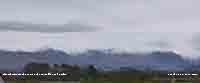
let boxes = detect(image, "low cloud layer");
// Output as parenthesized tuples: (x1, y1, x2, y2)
(0, 32, 198, 57)
(0, 21, 98, 32)
(147, 40, 172, 49)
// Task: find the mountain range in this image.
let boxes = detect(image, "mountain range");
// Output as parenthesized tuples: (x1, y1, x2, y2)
(0, 48, 197, 72)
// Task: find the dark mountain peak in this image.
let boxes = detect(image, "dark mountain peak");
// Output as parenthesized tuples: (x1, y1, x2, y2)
(150, 51, 183, 61)
(151, 51, 176, 55)
(39, 48, 58, 52)
(148, 51, 186, 66)
(83, 49, 121, 56)
(36, 48, 69, 56)
(150, 51, 181, 57)
(83, 49, 107, 56)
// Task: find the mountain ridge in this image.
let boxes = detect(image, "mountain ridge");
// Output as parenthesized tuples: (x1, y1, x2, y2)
(0, 48, 196, 71)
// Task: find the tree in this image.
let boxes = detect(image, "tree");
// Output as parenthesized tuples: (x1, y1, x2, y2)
(86, 65, 98, 81)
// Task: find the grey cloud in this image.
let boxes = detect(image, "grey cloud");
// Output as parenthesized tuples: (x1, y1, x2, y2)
(191, 34, 200, 50)
(147, 40, 172, 49)
(1, 0, 200, 32)
(0, 0, 135, 31)
(0, 21, 99, 33)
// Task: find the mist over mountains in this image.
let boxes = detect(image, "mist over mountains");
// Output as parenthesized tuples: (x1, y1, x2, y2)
(0, 48, 198, 71)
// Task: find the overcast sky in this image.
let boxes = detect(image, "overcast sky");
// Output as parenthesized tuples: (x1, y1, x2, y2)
(0, 0, 200, 57)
